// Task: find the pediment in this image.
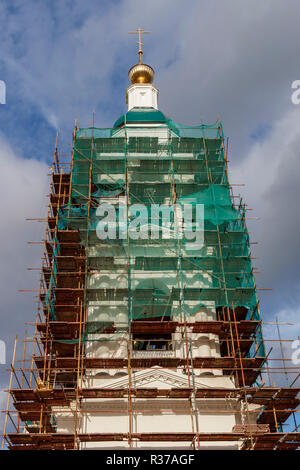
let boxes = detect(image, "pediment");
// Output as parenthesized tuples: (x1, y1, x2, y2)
(96, 367, 207, 389)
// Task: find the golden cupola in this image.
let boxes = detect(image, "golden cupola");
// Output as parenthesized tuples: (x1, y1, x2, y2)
(128, 52, 154, 84)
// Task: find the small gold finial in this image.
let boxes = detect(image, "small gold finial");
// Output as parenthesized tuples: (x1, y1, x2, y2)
(128, 28, 151, 64)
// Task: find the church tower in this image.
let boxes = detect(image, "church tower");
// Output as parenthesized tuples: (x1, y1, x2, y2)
(2, 31, 300, 451)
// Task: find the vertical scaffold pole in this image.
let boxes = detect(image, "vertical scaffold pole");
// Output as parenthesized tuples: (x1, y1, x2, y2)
(2, 336, 18, 450)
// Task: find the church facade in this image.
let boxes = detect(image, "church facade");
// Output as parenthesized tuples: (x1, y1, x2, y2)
(4, 35, 300, 452)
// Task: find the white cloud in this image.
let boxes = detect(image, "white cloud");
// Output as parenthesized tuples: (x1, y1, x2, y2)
(262, 305, 300, 387)
(0, 134, 48, 391)
(1, 0, 300, 140)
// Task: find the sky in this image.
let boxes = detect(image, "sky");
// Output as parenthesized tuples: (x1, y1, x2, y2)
(0, 0, 300, 434)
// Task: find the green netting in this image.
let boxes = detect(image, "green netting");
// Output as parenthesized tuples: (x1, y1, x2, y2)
(49, 121, 264, 358)
(167, 120, 222, 139)
(76, 119, 222, 140)
(179, 185, 242, 226)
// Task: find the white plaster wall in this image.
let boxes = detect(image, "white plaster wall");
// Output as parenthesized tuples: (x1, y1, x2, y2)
(54, 395, 242, 450)
(127, 84, 158, 111)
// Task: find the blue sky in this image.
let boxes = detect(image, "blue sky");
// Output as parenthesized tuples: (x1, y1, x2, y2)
(1, 0, 300, 431)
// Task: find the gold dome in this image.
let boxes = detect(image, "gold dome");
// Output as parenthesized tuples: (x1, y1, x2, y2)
(128, 63, 154, 84)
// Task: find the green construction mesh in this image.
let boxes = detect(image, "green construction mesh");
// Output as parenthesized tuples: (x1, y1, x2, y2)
(45, 122, 264, 357)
